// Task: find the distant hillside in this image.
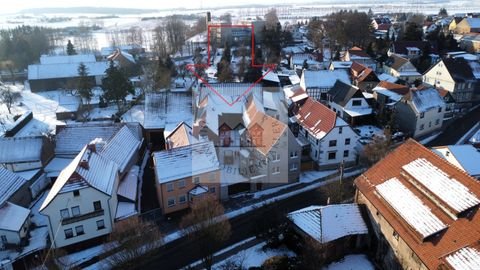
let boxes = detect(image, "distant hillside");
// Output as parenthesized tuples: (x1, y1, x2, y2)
(20, 7, 159, 15)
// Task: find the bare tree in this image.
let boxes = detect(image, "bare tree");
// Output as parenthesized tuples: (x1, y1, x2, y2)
(264, 8, 279, 30)
(165, 15, 187, 55)
(0, 83, 21, 114)
(180, 197, 231, 270)
(152, 25, 168, 59)
(105, 217, 163, 269)
(362, 129, 392, 165)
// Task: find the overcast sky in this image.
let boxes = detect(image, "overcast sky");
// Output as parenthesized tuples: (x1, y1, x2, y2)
(4, 0, 298, 13)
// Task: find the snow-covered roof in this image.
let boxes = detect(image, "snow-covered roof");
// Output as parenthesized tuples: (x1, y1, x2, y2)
(433, 145, 480, 177)
(39, 54, 96, 65)
(189, 185, 209, 196)
(262, 70, 280, 83)
(376, 177, 447, 239)
(410, 88, 445, 113)
(0, 202, 30, 232)
(0, 167, 27, 205)
(288, 204, 368, 244)
(330, 61, 353, 69)
(55, 123, 122, 157)
(40, 145, 118, 211)
(28, 61, 109, 80)
(153, 141, 219, 184)
(344, 107, 372, 117)
(402, 158, 480, 213)
(465, 18, 480, 28)
(44, 157, 73, 178)
(445, 247, 480, 270)
(377, 73, 398, 83)
(144, 93, 166, 129)
(263, 91, 277, 111)
(302, 70, 350, 89)
(0, 136, 43, 163)
(117, 165, 139, 202)
(115, 201, 136, 220)
(295, 98, 337, 140)
(373, 88, 403, 102)
(100, 126, 141, 174)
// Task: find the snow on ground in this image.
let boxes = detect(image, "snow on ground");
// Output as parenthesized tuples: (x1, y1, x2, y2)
(419, 131, 442, 145)
(354, 125, 383, 138)
(121, 104, 144, 124)
(300, 170, 337, 183)
(324, 254, 375, 270)
(252, 182, 301, 199)
(212, 242, 295, 269)
(88, 105, 118, 119)
(188, 237, 256, 268)
(30, 190, 49, 227)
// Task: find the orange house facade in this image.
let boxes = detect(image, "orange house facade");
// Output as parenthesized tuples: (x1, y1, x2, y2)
(153, 141, 221, 214)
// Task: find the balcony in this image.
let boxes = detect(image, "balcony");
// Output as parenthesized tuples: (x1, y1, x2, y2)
(61, 209, 104, 225)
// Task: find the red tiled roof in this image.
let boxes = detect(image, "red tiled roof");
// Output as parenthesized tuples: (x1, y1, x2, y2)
(349, 46, 371, 58)
(350, 62, 377, 83)
(355, 139, 480, 270)
(376, 81, 410, 95)
(295, 98, 336, 138)
(377, 23, 392, 31)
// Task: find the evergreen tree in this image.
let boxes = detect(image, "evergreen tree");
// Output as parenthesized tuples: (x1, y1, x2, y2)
(77, 63, 93, 104)
(66, 40, 77, 55)
(102, 61, 134, 111)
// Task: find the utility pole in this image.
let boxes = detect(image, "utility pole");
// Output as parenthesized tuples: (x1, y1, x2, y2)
(339, 159, 344, 202)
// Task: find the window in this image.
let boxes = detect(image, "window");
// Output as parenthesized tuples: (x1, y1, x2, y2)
(64, 229, 73, 239)
(328, 152, 336, 160)
(193, 177, 200, 184)
(345, 138, 351, 145)
(179, 194, 187, 204)
(71, 206, 80, 217)
(420, 124, 424, 130)
(438, 107, 442, 113)
(166, 183, 174, 192)
(290, 151, 298, 158)
(271, 151, 280, 161)
(272, 167, 280, 174)
(329, 140, 337, 147)
(316, 139, 319, 145)
(209, 187, 216, 193)
(344, 150, 349, 158)
(1, 235, 7, 244)
(93, 201, 101, 211)
(428, 121, 432, 128)
(73, 190, 80, 197)
(75, 225, 84, 236)
(393, 231, 399, 240)
(60, 209, 69, 219)
(167, 197, 176, 207)
(290, 163, 298, 171)
(339, 127, 343, 134)
(419, 112, 425, 119)
(177, 179, 186, 188)
(435, 119, 440, 125)
(96, 220, 105, 230)
(352, 100, 362, 106)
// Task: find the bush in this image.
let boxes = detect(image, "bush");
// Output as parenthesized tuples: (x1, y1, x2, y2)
(261, 255, 290, 270)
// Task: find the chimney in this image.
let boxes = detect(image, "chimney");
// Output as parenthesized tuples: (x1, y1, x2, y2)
(87, 143, 96, 153)
(206, 12, 211, 24)
(446, 151, 450, 156)
(79, 159, 89, 170)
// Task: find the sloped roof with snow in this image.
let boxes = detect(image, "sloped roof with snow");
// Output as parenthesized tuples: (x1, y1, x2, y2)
(28, 61, 109, 80)
(165, 122, 197, 149)
(153, 141, 219, 184)
(294, 98, 336, 139)
(0, 136, 43, 163)
(0, 167, 27, 205)
(355, 139, 480, 269)
(100, 125, 141, 174)
(465, 18, 480, 28)
(55, 123, 122, 157)
(328, 80, 363, 107)
(409, 88, 445, 113)
(302, 70, 350, 89)
(288, 204, 368, 243)
(39, 54, 96, 65)
(117, 165, 139, 202)
(445, 247, 480, 270)
(432, 145, 480, 177)
(40, 145, 118, 211)
(0, 202, 30, 232)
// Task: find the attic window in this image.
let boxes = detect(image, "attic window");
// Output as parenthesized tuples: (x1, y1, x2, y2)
(73, 190, 80, 197)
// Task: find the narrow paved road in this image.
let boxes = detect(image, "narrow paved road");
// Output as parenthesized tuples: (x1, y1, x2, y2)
(135, 178, 355, 270)
(427, 105, 480, 147)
